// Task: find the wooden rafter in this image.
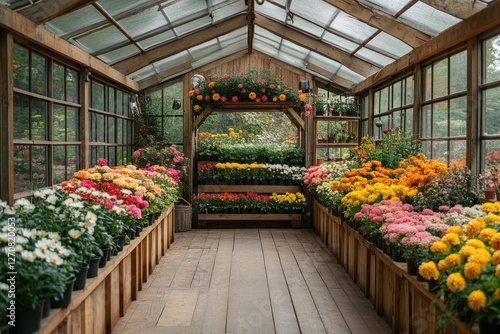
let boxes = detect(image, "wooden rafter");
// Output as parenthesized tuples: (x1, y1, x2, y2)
(421, 0, 486, 20)
(247, 0, 255, 54)
(18, 0, 96, 24)
(322, 0, 430, 48)
(254, 14, 380, 78)
(113, 13, 248, 75)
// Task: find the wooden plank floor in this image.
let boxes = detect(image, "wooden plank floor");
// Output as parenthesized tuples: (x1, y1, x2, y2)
(112, 229, 391, 334)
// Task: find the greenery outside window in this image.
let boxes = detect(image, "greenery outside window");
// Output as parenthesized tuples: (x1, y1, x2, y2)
(13, 43, 80, 196)
(420, 50, 467, 164)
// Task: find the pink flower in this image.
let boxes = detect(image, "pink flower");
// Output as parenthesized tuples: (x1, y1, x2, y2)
(255, 98, 260, 103)
(304, 103, 313, 111)
(304, 111, 311, 117)
(261, 95, 268, 102)
(205, 95, 210, 101)
(232, 96, 238, 102)
(269, 84, 275, 89)
(133, 150, 140, 159)
(238, 84, 243, 89)
(194, 88, 200, 94)
(222, 73, 230, 79)
(97, 158, 108, 166)
(261, 88, 266, 93)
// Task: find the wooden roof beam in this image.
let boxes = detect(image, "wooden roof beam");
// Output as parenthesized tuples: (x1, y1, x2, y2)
(247, 0, 255, 54)
(18, 0, 96, 24)
(322, 0, 430, 48)
(353, 0, 500, 94)
(421, 0, 486, 20)
(254, 14, 380, 78)
(113, 13, 248, 75)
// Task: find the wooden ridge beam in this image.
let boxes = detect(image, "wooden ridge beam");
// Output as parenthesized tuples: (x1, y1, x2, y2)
(113, 13, 248, 75)
(421, 0, 486, 20)
(0, 4, 138, 91)
(254, 14, 380, 78)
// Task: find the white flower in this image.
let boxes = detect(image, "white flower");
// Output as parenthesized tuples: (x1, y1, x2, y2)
(41, 188, 55, 196)
(68, 229, 81, 239)
(63, 198, 74, 206)
(121, 189, 132, 195)
(47, 205, 56, 211)
(57, 246, 71, 257)
(33, 190, 43, 198)
(15, 235, 28, 244)
(48, 232, 60, 241)
(0, 282, 9, 291)
(72, 201, 84, 209)
(0, 233, 7, 242)
(45, 252, 64, 266)
(21, 250, 35, 262)
(38, 230, 47, 238)
(85, 211, 98, 224)
(34, 249, 45, 259)
(15, 244, 23, 252)
(45, 195, 58, 205)
(35, 239, 48, 251)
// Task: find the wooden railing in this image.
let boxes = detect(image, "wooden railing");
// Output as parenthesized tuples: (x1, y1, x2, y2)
(312, 199, 476, 334)
(37, 205, 175, 334)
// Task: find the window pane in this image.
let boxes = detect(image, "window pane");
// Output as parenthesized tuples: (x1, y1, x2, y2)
(67, 107, 79, 141)
(379, 87, 389, 113)
(449, 140, 466, 163)
(92, 81, 105, 110)
(116, 90, 123, 115)
(14, 145, 30, 193)
(96, 114, 105, 142)
(32, 145, 48, 188)
(483, 34, 500, 84)
(31, 53, 47, 96)
(373, 90, 380, 115)
(53, 104, 66, 141)
(432, 141, 448, 163)
(449, 96, 466, 137)
(13, 94, 29, 139)
(421, 105, 432, 139)
(67, 68, 79, 103)
(108, 116, 116, 143)
(32, 99, 48, 140)
(67, 145, 79, 176)
(432, 58, 448, 99)
(53, 146, 66, 184)
(117, 118, 123, 144)
(484, 87, 500, 135)
(13, 44, 29, 90)
(404, 108, 413, 133)
(405, 76, 413, 106)
(423, 65, 432, 101)
(433, 101, 448, 138)
(108, 87, 116, 114)
(163, 116, 183, 143)
(52, 63, 65, 101)
(107, 146, 116, 166)
(449, 51, 467, 94)
(392, 81, 402, 109)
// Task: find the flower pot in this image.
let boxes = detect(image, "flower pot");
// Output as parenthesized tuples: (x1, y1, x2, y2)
(406, 259, 418, 275)
(99, 247, 110, 268)
(73, 265, 90, 291)
(42, 297, 50, 318)
(87, 256, 101, 278)
(51, 275, 76, 308)
(16, 302, 43, 334)
(391, 247, 406, 262)
(427, 279, 438, 293)
(484, 188, 496, 200)
(128, 228, 136, 240)
(136, 226, 142, 236)
(479, 319, 500, 333)
(114, 235, 125, 252)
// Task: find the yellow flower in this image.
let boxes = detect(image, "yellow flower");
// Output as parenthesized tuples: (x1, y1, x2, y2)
(272, 97, 277, 102)
(491, 233, 500, 251)
(459, 245, 477, 259)
(465, 239, 486, 249)
(444, 253, 462, 268)
(447, 226, 464, 235)
(467, 290, 486, 312)
(196, 94, 203, 100)
(188, 89, 195, 97)
(464, 262, 482, 280)
(213, 93, 221, 101)
(446, 273, 466, 292)
(430, 241, 448, 252)
(442, 233, 460, 246)
(418, 261, 439, 281)
(492, 250, 500, 266)
(249, 92, 257, 100)
(466, 218, 486, 237)
(299, 94, 306, 101)
(479, 228, 497, 242)
(208, 81, 215, 88)
(279, 94, 286, 101)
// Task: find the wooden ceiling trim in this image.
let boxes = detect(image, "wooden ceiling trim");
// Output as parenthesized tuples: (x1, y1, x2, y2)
(18, 0, 96, 25)
(113, 13, 248, 75)
(353, 0, 500, 94)
(254, 14, 380, 78)
(322, 0, 430, 48)
(0, 4, 138, 91)
(421, 0, 486, 20)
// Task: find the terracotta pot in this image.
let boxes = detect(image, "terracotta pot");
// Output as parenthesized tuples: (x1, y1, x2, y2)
(484, 188, 496, 200)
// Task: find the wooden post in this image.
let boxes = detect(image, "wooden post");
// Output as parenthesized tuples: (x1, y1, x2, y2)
(0, 30, 14, 204)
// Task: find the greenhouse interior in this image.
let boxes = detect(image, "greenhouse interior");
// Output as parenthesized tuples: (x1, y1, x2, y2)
(1, 0, 500, 333)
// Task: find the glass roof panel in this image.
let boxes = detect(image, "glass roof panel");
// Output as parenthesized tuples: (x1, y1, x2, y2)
(336, 65, 365, 83)
(117, 6, 168, 39)
(44, 6, 105, 37)
(322, 31, 359, 53)
(308, 53, 342, 73)
(161, 0, 208, 23)
(366, 32, 412, 58)
(139, 30, 177, 50)
(174, 16, 213, 36)
(399, 1, 461, 37)
(98, 44, 141, 64)
(129, 64, 156, 82)
(189, 39, 221, 59)
(211, 1, 246, 23)
(280, 40, 309, 59)
(357, 0, 412, 16)
(218, 27, 247, 43)
(355, 47, 394, 67)
(290, 0, 338, 25)
(74, 25, 128, 54)
(330, 11, 378, 43)
(288, 16, 325, 38)
(154, 51, 192, 73)
(254, 1, 287, 22)
(98, 0, 159, 17)
(255, 26, 282, 45)
(254, 39, 279, 57)
(192, 39, 247, 69)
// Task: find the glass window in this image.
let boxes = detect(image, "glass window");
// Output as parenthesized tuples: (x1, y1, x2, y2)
(420, 49, 467, 164)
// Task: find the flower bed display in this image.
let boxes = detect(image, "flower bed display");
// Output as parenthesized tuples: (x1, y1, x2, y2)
(0, 162, 180, 332)
(306, 129, 497, 333)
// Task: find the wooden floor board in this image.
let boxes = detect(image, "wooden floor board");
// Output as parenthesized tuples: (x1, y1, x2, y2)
(113, 228, 391, 334)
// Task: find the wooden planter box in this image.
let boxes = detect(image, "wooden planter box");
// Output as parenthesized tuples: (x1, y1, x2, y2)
(312, 199, 477, 334)
(37, 205, 175, 334)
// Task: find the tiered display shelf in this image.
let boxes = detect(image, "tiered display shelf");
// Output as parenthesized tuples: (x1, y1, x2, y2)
(313, 115, 359, 162)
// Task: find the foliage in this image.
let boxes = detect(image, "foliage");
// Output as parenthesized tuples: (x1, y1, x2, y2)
(351, 128, 422, 169)
(189, 70, 305, 113)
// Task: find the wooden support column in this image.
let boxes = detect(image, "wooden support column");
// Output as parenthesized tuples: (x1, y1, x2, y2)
(467, 36, 479, 174)
(0, 29, 13, 204)
(80, 68, 90, 169)
(412, 64, 422, 137)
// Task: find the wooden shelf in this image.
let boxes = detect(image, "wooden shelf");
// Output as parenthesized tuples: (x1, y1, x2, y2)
(316, 142, 358, 148)
(198, 213, 302, 220)
(198, 184, 301, 193)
